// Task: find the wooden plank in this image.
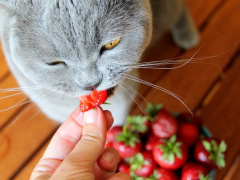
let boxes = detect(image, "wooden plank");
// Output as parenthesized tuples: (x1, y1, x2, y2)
(0, 103, 59, 180)
(131, 0, 224, 104)
(0, 43, 9, 81)
(0, 74, 28, 128)
(14, 140, 50, 180)
(223, 153, 240, 180)
(132, 0, 240, 115)
(201, 54, 240, 179)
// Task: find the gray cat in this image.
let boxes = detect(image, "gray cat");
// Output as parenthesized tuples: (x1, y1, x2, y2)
(0, 0, 199, 126)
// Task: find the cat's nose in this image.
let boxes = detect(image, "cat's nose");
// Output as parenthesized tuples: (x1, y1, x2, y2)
(84, 82, 101, 91)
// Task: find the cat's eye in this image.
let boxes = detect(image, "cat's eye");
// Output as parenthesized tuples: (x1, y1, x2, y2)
(47, 61, 66, 66)
(102, 37, 121, 51)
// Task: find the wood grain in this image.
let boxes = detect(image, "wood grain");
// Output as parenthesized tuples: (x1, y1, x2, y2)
(14, 140, 50, 180)
(131, 0, 240, 115)
(0, 43, 9, 81)
(0, 74, 28, 128)
(0, 104, 59, 180)
(201, 54, 240, 179)
(131, 0, 225, 105)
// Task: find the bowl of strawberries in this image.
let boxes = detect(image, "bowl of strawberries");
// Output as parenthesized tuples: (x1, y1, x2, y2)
(107, 104, 227, 180)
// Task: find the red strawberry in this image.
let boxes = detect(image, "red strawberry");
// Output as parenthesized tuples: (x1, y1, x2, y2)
(78, 90, 108, 112)
(126, 116, 151, 135)
(177, 122, 199, 147)
(152, 108, 178, 139)
(145, 133, 159, 151)
(113, 126, 142, 159)
(90, 89, 108, 106)
(107, 126, 123, 143)
(181, 162, 210, 180)
(194, 138, 227, 169)
(177, 113, 202, 127)
(149, 168, 179, 180)
(118, 162, 130, 175)
(129, 151, 156, 178)
(153, 135, 188, 170)
(104, 142, 112, 148)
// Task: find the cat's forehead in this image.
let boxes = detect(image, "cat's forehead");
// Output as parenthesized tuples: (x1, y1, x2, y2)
(37, 0, 144, 54)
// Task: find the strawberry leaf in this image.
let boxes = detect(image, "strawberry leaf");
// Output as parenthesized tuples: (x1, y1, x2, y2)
(202, 140, 212, 152)
(145, 103, 164, 119)
(218, 141, 227, 153)
(126, 116, 148, 133)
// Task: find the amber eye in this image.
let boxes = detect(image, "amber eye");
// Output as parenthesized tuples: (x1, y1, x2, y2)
(102, 37, 121, 50)
(47, 61, 66, 66)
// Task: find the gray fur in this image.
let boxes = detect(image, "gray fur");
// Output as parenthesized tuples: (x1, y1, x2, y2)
(0, 0, 199, 125)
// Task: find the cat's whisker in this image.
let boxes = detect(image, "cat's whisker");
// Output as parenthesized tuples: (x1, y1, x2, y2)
(0, 82, 60, 113)
(119, 84, 149, 117)
(120, 81, 151, 108)
(130, 62, 222, 72)
(124, 74, 185, 101)
(9, 88, 58, 128)
(0, 86, 41, 93)
(0, 92, 27, 100)
(123, 75, 193, 115)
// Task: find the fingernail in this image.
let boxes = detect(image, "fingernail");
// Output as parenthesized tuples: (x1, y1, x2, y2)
(101, 151, 114, 163)
(84, 108, 98, 124)
(72, 107, 84, 124)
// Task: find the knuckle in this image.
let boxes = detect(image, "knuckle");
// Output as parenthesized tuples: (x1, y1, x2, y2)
(81, 129, 104, 144)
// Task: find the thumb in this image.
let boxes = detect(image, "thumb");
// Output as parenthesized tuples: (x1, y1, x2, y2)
(51, 107, 107, 180)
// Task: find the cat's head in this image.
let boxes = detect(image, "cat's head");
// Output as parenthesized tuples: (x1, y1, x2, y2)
(0, 0, 152, 97)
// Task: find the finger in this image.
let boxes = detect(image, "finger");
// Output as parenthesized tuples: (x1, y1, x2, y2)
(51, 106, 108, 179)
(108, 172, 131, 180)
(104, 110, 114, 131)
(31, 107, 113, 180)
(30, 107, 84, 180)
(94, 147, 120, 180)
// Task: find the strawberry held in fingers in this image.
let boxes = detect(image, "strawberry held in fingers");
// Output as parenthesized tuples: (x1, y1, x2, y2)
(78, 90, 108, 112)
(152, 108, 178, 139)
(149, 168, 179, 180)
(153, 135, 188, 170)
(129, 151, 156, 178)
(113, 126, 142, 159)
(181, 162, 210, 180)
(194, 138, 227, 169)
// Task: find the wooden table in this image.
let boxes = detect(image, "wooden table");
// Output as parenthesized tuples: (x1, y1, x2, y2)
(0, 0, 240, 179)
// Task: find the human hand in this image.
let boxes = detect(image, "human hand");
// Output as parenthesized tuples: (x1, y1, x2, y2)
(31, 106, 130, 180)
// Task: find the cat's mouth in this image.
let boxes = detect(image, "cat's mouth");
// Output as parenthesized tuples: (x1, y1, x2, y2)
(107, 87, 117, 97)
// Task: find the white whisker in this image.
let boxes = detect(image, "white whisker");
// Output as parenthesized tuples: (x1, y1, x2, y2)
(123, 74, 193, 115)
(120, 81, 151, 107)
(119, 84, 149, 117)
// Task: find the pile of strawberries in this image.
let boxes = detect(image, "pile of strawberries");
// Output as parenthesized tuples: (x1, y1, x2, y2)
(106, 104, 227, 180)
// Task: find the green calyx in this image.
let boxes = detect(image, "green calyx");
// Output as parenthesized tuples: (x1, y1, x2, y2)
(126, 116, 148, 133)
(158, 135, 183, 163)
(116, 125, 140, 148)
(146, 170, 161, 180)
(145, 103, 164, 120)
(199, 173, 211, 180)
(202, 140, 227, 169)
(129, 153, 150, 172)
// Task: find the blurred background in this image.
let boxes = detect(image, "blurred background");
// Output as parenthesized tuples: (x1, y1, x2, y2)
(0, 0, 240, 179)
